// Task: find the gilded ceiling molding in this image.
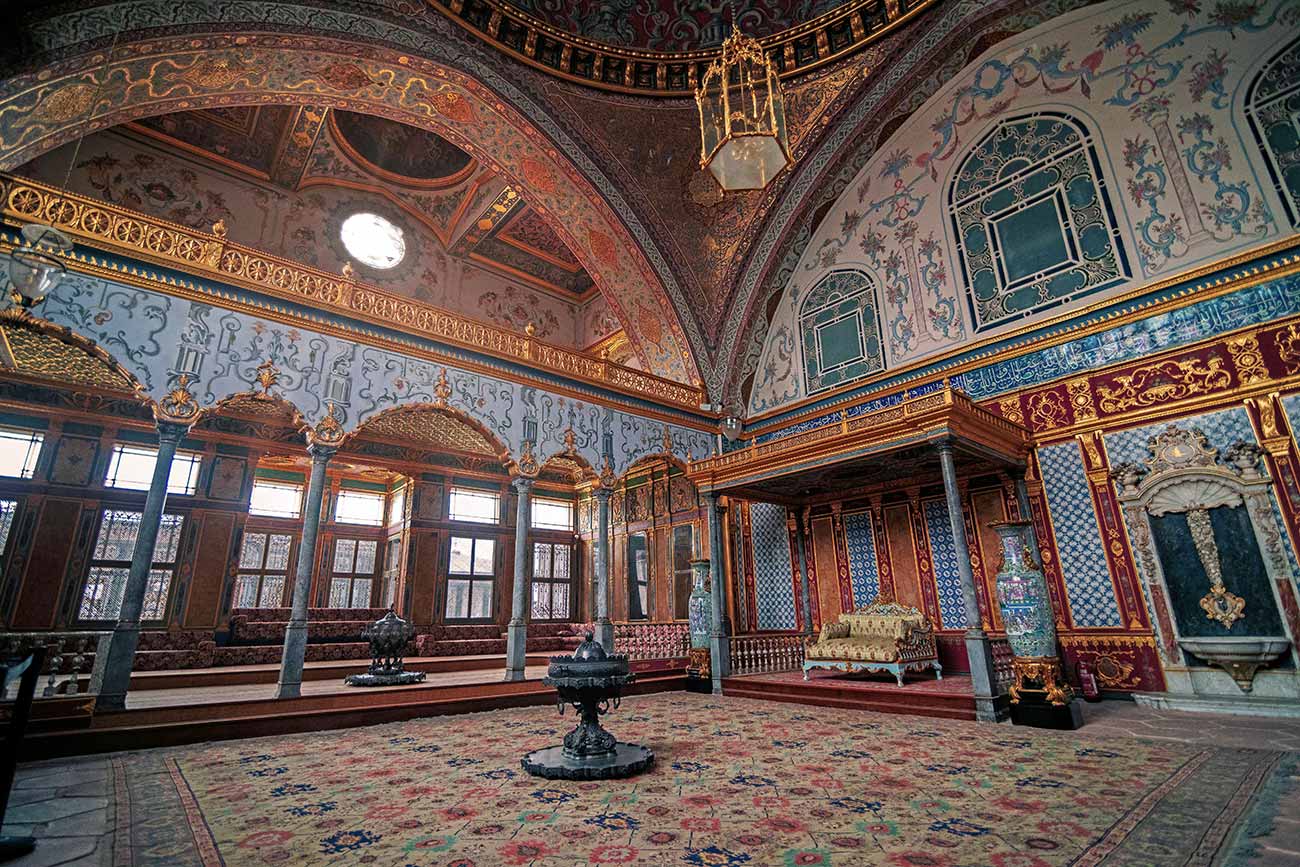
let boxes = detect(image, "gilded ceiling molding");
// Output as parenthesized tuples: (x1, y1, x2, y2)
(430, 0, 939, 96)
(0, 28, 704, 386)
(0, 175, 706, 412)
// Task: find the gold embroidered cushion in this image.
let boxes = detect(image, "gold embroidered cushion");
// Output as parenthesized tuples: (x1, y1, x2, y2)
(807, 637, 897, 662)
(819, 621, 851, 642)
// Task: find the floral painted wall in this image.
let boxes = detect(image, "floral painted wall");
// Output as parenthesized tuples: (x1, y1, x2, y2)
(16, 130, 586, 347)
(747, 0, 1300, 416)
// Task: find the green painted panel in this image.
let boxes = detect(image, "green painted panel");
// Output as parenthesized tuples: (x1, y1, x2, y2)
(817, 314, 864, 370)
(995, 197, 1070, 282)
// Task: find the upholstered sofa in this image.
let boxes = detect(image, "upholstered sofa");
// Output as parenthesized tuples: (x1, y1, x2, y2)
(803, 598, 941, 685)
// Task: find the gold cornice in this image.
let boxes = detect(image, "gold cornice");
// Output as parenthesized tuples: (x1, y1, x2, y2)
(429, 0, 938, 96)
(746, 237, 1300, 432)
(0, 174, 711, 423)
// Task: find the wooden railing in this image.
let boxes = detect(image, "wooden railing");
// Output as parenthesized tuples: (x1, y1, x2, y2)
(612, 622, 691, 660)
(0, 632, 106, 697)
(728, 632, 807, 675)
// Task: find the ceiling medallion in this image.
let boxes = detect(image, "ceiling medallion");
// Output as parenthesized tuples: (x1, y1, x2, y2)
(696, 29, 791, 191)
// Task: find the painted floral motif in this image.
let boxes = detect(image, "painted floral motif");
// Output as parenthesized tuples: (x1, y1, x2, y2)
(750, 0, 1295, 414)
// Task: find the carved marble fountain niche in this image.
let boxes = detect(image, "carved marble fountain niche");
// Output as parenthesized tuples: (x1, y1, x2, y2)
(1113, 425, 1298, 699)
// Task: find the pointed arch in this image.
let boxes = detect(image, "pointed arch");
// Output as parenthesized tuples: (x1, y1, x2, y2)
(538, 439, 599, 485)
(617, 451, 690, 486)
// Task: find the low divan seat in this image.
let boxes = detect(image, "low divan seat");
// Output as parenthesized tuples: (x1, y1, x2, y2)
(803, 597, 942, 685)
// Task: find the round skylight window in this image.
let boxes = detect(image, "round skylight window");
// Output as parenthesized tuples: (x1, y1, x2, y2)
(340, 212, 406, 270)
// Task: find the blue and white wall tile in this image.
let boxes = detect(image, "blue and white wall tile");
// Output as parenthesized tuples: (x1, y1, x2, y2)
(1037, 440, 1124, 627)
(922, 499, 968, 630)
(843, 510, 880, 608)
(750, 503, 797, 631)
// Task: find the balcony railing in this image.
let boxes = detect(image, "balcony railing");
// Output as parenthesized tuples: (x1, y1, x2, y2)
(728, 632, 806, 675)
(0, 632, 106, 697)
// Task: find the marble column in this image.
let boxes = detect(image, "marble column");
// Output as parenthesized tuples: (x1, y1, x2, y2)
(791, 509, 814, 636)
(936, 440, 1002, 722)
(1010, 469, 1041, 556)
(276, 441, 336, 699)
(705, 492, 730, 691)
(92, 420, 190, 712)
(594, 487, 614, 652)
(505, 476, 534, 681)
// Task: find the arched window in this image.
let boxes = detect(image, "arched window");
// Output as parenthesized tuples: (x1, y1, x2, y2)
(948, 112, 1129, 333)
(799, 270, 884, 395)
(1245, 35, 1300, 228)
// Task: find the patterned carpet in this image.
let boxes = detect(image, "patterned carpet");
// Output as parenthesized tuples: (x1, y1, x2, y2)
(111, 692, 1290, 866)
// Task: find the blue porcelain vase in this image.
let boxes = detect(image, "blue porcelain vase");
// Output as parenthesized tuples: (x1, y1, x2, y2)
(688, 559, 712, 650)
(990, 521, 1057, 659)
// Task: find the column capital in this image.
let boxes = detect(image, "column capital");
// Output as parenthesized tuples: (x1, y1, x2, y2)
(512, 476, 535, 495)
(933, 437, 955, 456)
(307, 441, 338, 463)
(155, 418, 192, 443)
(594, 486, 612, 503)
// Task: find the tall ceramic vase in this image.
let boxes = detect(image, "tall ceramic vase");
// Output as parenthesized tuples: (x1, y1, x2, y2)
(686, 559, 713, 679)
(989, 521, 1070, 705)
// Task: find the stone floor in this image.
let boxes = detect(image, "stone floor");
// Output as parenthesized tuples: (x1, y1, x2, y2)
(3, 697, 1299, 866)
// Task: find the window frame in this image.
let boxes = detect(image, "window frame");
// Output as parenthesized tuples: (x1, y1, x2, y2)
(0, 427, 43, 479)
(530, 541, 573, 621)
(232, 530, 296, 609)
(449, 487, 501, 525)
(444, 535, 497, 622)
(104, 443, 203, 496)
(333, 488, 386, 527)
(328, 537, 380, 608)
(248, 478, 305, 520)
(625, 531, 650, 621)
(78, 508, 185, 623)
(671, 523, 695, 621)
(530, 496, 575, 531)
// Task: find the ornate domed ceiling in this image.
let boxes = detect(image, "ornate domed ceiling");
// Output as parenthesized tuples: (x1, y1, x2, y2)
(433, 0, 932, 94)
(502, 0, 854, 52)
(118, 106, 594, 305)
(330, 109, 475, 185)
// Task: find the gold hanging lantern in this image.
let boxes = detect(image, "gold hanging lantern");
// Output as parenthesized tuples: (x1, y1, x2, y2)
(696, 30, 791, 191)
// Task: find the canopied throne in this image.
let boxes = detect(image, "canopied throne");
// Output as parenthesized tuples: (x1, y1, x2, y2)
(803, 598, 942, 685)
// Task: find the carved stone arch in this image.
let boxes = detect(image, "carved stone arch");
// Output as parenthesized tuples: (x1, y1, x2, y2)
(1244, 33, 1300, 227)
(0, 311, 155, 410)
(344, 402, 511, 467)
(946, 109, 1130, 334)
(796, 268, 885, 396)
(0, 26, 701, 387)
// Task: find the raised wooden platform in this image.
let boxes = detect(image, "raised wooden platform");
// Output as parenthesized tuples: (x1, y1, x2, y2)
(73, 652, 555, 691)
(721, 670, 976, 720)
(29, 661, 688, 759)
